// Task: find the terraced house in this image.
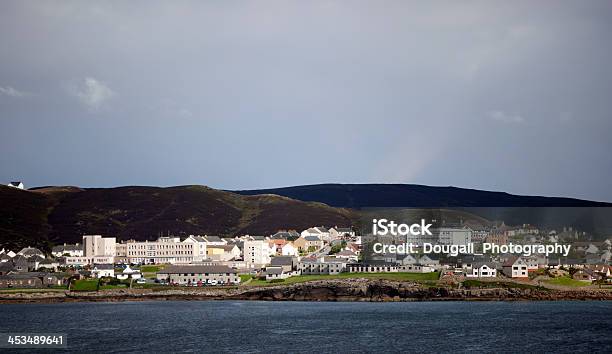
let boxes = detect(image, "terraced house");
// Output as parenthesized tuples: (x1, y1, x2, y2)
(156, 265, 240, 285)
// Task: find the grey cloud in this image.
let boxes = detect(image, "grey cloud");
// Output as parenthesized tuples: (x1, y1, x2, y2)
(487, 111, 525, 124)
(69, 77, 115, 109)
(0, 1, 611, 201)
(0, 85, 28, 97)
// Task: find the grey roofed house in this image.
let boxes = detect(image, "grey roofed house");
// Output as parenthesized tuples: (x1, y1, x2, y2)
(304, 236, 321, 242)
(0, 254, 12, 262)
(471, 261, 497, 269)
(337, 249, 357, 257)
(0, 262, 14, 275)
(459, 255, 490, 264)
(265, 267, 284, 275)
(190, 236, 207, 242)
(0, 273, 37, 281)
(270, 232, 291, 239)
(51, 244, 82, 253)
(93, 264, 114, 270)
(586, 253, 604, 264)
(18, 247, 45, 258)
(250, 236, 266, 241)
(336, 227, 353, 233)
(30, 255, 45, 263)
(39, 258, 58, 266)
(158, 265, 237, 274)
(12, 255, 29, 271)
(203, 236, 223, 243)
(562, 258, 586, 266)
(271, 256, 296, 267)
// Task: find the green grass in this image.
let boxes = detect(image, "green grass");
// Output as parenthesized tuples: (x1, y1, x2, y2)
(546, 277, 591, 287)
(138, 265, 165, 279)
(244, 272, 439, 286)
(239, 274, 254, 283)
(71, 279, 99, 291)
(139, 265, 165, 273)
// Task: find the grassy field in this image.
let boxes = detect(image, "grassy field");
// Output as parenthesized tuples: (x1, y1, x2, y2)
(138, 265, 165, 278)
(245, 272, 440, 286)
(545, 277, 591, 287)
(239, 274, 254, 283)
(71, 279, 99, 291)
(139, 265, 165, 273)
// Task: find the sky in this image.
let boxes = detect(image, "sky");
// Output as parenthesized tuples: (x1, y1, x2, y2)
(1, 1, 611, 201)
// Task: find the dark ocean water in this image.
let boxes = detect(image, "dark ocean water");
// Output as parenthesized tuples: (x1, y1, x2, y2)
(1, 301, 611, 353)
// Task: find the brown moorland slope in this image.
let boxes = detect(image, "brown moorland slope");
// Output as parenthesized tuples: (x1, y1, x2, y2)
(0, 185, 355, 250)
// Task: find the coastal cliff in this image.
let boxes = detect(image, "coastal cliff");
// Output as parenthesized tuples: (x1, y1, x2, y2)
(2, 279, 611, 303)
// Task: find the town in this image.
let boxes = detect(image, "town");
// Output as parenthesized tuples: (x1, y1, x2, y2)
(1, 222, 611, 291)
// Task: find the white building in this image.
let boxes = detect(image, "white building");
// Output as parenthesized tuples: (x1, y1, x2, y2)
(301, 227, 331, 241)
(83, 235, 116, 258)
(329, 227, 355, 239)
(281, 243, 298, 256)
(64, 235, 116, 265)
(126, 236, 202, 265)
(116, 265, 141, 280)
(92, 264, 114, 278)
(466, 262, 497, 278)
(298, 257, 348, 275)
(243, 240, 272, 267)
(503, 257, 529, 278)
(51, 244, 83, 257)
(7, 181, 24, 189)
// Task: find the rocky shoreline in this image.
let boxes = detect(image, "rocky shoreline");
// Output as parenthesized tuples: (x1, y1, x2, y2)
(2, 279, 612, 304)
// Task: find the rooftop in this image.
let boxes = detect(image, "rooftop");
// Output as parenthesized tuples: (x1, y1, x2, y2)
(158, 265, 237, 274)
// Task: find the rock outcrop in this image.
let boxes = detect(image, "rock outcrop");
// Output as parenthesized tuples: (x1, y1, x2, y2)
(1, 279, 611, 303)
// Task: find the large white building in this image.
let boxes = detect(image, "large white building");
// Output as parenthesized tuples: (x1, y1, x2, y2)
(66, 235, 116, 265)
(84, 235, 116, 258)
(243, 240, 272, 267)
(125, 236, 207, 265)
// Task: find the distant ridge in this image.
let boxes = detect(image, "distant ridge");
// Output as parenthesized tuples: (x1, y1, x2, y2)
(2, 183, 611, 251)
(233, 183, 612, 208)
(0, 185, 353, 251)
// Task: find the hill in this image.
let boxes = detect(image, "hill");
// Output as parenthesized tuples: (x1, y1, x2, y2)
(3, 183, 611, 251)
(234, 184, 612, 208)
(235, 184, 612, 236)
(0, 185, 353, 250)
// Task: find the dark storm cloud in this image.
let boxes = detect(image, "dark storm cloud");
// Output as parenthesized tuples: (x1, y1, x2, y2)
(1, 1, 611, 201)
